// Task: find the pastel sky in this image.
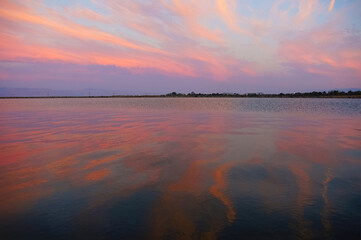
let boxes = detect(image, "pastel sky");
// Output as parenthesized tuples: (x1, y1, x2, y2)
(0, 0, 360, 94)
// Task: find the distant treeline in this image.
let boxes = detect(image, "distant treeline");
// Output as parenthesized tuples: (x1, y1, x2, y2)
(1, 90, 360, 99)
(163, 90, 361, 98)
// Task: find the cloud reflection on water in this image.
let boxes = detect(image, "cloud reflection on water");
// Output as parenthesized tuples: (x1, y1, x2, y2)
(0, 98, 360, 239)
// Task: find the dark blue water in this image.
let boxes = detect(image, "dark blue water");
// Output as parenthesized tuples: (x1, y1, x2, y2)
(0, 98, 360, 239)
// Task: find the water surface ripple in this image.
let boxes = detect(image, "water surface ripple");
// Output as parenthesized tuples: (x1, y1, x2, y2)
(0, 98, 360, 240)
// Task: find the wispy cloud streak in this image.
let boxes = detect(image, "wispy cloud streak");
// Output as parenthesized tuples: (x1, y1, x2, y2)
(0, 0, 360, 91)
(329, 0, 336, 11)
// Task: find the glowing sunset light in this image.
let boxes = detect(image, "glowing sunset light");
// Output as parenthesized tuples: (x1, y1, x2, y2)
(0, 0, 360, 93)
(329, 0, 336, 11)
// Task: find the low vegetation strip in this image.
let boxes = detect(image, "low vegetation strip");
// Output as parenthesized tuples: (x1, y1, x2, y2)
(0, 90, 360, 99)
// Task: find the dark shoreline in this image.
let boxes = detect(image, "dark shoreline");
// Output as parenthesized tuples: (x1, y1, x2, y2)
(1, 95, 361, 99)
(1, 90, 361, 99)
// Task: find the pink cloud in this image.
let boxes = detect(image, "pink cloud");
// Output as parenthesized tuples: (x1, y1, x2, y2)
(0, 0, 360, 90)
(279, 24, 361, 80)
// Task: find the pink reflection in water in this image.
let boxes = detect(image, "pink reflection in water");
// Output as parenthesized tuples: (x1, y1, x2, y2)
(0, 98, 360, 239)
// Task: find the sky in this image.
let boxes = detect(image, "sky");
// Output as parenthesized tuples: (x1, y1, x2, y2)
(0, 0, 360, 94)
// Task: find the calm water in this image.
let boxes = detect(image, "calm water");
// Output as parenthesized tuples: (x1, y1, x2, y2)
(0, 98, 360, 240)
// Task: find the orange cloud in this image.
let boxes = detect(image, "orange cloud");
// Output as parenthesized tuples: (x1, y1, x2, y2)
(160, 0, 223, 43)
(0, 6, 161, 54)
(0, 32, 197, 77)
(216, 0, 243, 34)
(296, 0, 318, 23)
(329, 0, 335, 11)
